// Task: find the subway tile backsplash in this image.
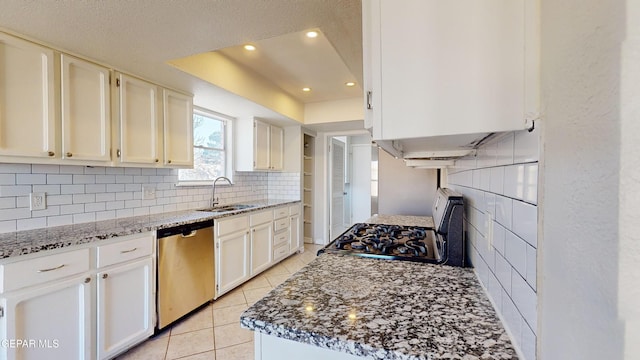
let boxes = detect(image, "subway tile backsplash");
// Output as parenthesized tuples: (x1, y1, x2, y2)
(448, 128, 539, 360)
(0, 165, 300, 233)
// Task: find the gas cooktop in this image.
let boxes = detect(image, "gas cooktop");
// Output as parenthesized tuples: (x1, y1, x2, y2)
(318, 223, 443, 263)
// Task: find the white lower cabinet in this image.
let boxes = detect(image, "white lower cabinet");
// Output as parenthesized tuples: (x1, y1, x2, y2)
(215, 203, 301, 297)
(289, 204, 302, 255)
(216, 228, 250, 297)
(97, 257, 153, 360)
(0, 275, 92, 360)
(0, 232, 155, 360)
(250, 222, 273, 276)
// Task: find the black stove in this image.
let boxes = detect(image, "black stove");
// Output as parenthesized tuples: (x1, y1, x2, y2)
(318, 223, 443, 263)
(318, 188, 466, 267)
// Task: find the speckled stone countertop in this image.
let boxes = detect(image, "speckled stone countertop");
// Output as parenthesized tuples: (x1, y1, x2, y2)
(365, 214, 435, 228)
(0, 199, 299, 260)
(241, 255, 517, 360)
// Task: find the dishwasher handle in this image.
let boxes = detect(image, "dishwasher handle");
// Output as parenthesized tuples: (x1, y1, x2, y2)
(181, 230, 198, 238)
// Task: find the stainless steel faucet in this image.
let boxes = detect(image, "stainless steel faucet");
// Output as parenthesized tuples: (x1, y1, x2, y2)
(211, 176, 232, 208)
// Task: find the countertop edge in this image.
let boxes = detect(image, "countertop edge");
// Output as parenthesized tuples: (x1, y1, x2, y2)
(0, 199, 301, 260)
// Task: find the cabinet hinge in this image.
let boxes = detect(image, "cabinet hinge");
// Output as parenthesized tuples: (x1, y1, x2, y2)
(216, 284, 219, 291)
(108, 74, 111, 85)
(0, 307, 4, 318)
(216, 242, 219, 249)
(116, 78, 120, 87)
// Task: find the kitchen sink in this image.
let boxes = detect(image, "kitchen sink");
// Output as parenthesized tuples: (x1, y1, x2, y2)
(198, 204, 255, 212)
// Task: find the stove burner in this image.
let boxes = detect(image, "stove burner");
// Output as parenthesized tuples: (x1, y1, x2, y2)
(328, 223, 437, 261)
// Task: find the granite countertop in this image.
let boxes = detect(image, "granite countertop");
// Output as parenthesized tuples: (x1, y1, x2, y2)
(0, 199, 300, 260)
(241, 254, 517, 360)
(365, 214, 435, 228)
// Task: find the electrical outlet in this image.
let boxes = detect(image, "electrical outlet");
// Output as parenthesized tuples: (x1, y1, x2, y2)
(30, 193, 46, 211)
(142, 185, 156, 200)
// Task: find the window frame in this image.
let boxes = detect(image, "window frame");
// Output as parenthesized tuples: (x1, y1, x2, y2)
(177, 106, 234, 186)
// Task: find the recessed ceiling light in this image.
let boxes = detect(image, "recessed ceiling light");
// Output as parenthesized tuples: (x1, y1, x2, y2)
(243, 44, 256, 51)
(305, 31, 319, 38)
(302, 87, 311, 92)
(345, 82, 356, 87)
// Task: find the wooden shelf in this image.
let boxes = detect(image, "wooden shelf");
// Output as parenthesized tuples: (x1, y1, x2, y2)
(303, 203, 311, 207)
(304, 220, 312, 224)
(303, 188, 311, 192)
(304, 172, 312, 176)
(304, 156, 312, 160)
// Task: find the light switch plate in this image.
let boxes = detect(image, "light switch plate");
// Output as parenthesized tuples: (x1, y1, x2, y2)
(30, 192, 46, 211)
(142, 185, 156, 200)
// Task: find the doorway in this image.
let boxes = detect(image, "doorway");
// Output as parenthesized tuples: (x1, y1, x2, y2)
(328, 135, 373, 240)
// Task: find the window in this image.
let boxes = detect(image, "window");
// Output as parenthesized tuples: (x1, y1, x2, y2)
(178, 108, 232, 184)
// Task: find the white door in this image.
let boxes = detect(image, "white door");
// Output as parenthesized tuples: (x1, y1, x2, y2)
(162, 89, 193, 167)
(269, 125, 284, 170)
(216, 230, 250, 297)
(330, 139, 347, 239)
(117, 73, 160, 165)
(61, 54, 111, 162)
(97, 257, 154, 360)
(253, 120, 270, 170)
(250, 222, 273, 275)
(0, 276, 91, 360)
(0, 33, 56, 159)
(351, 145, 373, 223)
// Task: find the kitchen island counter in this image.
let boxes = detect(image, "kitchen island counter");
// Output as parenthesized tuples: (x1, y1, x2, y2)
(241, 253, 517, 360)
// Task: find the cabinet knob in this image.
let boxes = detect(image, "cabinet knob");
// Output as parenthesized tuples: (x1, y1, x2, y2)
(167, 160, 172, 164)
(84, 277, 91, 283)
(102, 274, 108, 279)
(47, 151, 55, 157)
(66, 152, 73, 158)
(155, 159, 159, 163)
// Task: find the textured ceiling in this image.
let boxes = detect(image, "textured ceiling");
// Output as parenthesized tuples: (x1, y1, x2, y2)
(0, 0, 363, 124)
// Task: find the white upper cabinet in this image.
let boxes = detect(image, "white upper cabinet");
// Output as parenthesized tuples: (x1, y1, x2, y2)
(61, 54, 112, 162)
(116, 73, 162, 165)
(364, 0, 538, 155)
(269, 125, 284, 171)
(236, 117, 284, 171)
(0, 33, 56, 160)
(162, 89, 193, 167)
(254, 119, 271, 170)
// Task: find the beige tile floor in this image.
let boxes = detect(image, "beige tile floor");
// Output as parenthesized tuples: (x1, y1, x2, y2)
(117, 244, 323, 360)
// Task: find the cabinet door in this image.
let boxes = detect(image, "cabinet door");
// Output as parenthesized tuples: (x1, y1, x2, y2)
(289, 213, 301, 255)
(162, 89, 193, 167)
(117, 74, 161, 165)
(250, 222, 273, 275)
(216, 230, 250, 297)
(372, 0, 525, 140)
(269, 125, 284, 171)
(0, 33, 56, 159)
(0, 275, 91, 360)
(97, 257, 153, 360)
(61, 54, 111, 162)
(253, 120, 270, 170)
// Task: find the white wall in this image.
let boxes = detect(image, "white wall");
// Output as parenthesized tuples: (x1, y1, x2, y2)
(448, 129, 539, 360)
(0, 163, 299, 233)
(539, 0, 638, 358)
(378, 150, 437, 216)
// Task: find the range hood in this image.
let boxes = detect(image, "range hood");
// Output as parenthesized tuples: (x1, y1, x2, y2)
(373, 132, 494, 169)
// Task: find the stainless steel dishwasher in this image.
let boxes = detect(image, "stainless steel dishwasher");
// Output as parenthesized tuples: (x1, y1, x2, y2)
(156, 219, 214, 330)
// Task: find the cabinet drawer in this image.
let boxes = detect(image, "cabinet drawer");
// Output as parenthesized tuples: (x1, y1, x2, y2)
(273, 207, 288, 219)
(0, 248, 90, 293)
(217, 215, 249, 237)
(273, 243, 289, 262)
(250, 210, 273, 227)
(96, 234, 153, 268)
(289, 205, 300, 216)
(273, 232, 288, 247)
(273, 218, 289, 233)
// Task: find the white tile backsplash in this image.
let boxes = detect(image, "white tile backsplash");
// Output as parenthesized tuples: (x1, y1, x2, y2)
(513, 200, 537, 247)
(505, 230, 527, 277)
(0, 165, 300, 232)
(449, 129, 538, 359)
